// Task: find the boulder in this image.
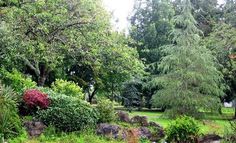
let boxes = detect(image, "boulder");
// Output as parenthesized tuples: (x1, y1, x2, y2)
(126, 127, 151, 143)
(96, 123, 121, 139)
(117, 111, 130, 123)
(24, 121, 46, 137)
(148, 121, 165, 141)
(149, 121, 162, 128)
(138, 127, 152, 139)
(199, 134, 222, 143)
(130, 115, 149, 126)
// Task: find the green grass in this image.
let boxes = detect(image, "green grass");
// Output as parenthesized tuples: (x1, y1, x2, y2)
(128, 107, 235, 136)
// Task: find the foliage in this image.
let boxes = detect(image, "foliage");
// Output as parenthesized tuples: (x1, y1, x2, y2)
(52, 79, 84, 99)
(96, 98, 115, 123)
(7, 130, 28, 143)
(223, 120, 236, 143)
(223, 0, 236, 27)
(130, 0, 174, 65)
(37, 94, 98, 132)
(129, 0, 174, 109)
(121, 78, 143, 108)
(205, 23, 236, 103)
(23, 89, 50, 109)
(99, 33, 145, 100)
(8, 129, 125, 143)
(0, 82, 22, 140)
(151, 0, 224, 117)
(178, 0, 220, 36)
(166, 116, 200, 143)
(0, 68, 37, 94)
(0, 0, 111, 86)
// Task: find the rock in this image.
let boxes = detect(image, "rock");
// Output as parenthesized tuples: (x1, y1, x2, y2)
(126, 127, 151, 143)
(96, 123, 121, 139)
(126, 129, 140, 143)
(117, 111, 130, 123)
(130, 115, 149, 126)
(150, 128, 165, 142)
(199, 134, 222, 143)
(148, 121, 165, 141)
(138, 127, 152, 139)
(149, 121, 162, 128)
(24, 121, 46, 137)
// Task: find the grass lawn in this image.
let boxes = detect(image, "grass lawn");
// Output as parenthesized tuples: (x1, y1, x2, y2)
(128, 107, 235, 136)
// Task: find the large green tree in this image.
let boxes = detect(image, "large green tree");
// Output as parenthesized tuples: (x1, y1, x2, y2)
(129, 0, 174, 108)
(0, 0, 108, 86)
(206, 23, 236, 117)
(151, 0, 225, 117)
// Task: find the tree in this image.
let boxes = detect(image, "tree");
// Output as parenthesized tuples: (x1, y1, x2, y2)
(130, 0, 174, 66)
(121, 78, 143, 110)
(151, 0, 225, 117)
(223, 0, 236, 27)
(129, 0, 174, 107)
(99, 33, 145, 101)
(63, 32, 145, 103)
(174, 0, 221, 36)
(0, 0, 108, 86)
(205, 23, 236, 118)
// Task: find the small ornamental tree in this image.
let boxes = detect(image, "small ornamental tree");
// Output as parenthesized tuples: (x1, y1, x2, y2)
(23, 89, 50, 109)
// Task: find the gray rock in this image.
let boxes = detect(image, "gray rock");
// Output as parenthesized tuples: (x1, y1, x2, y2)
(199, 134, 222, 143)
(96, 123, 121, 139)
(24, 121, 46, 137)
(130, 115, 149, 126)
(117, 111, 130, 123)
(138, 127, 152, 139)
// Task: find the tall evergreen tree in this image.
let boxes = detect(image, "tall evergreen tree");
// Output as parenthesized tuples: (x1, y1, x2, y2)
(129, 0, 174, 108)
(151, 0, 225, 117)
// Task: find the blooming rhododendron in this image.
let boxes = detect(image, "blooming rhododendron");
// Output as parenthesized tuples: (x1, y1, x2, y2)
(23, 89, 50, 109)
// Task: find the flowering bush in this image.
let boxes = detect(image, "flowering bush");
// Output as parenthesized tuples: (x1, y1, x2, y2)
(23, 89, 50, 109)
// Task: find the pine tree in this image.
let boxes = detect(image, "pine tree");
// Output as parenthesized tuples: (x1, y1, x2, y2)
(151, 0, 225, 117)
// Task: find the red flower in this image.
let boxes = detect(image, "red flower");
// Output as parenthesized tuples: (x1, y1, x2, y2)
(23, 89, 50, 109)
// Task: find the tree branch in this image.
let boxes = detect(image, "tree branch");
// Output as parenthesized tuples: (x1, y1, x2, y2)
(17, 55, 40, 76)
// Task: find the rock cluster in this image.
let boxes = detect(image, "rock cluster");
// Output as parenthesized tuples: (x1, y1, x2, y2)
(97, 111, 165, 142)
(24, 121, 46, 137)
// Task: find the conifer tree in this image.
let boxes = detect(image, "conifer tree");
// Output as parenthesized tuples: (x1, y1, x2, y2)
(151, 0, 225, 117)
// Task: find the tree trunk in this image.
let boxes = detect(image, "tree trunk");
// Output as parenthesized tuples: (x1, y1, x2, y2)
(37, 74, 47, 86)
(37, 64, 49, 86)
(218, 106, 222, 115)
(234, 106, 236, 119)
(111, 81, 114, 101)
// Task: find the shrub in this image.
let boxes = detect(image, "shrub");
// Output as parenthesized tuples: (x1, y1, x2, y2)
(23, 89, 50, 109)
(37, 95, 98, 132)
(52, 79, 84, 99)
(0, 68, 37, 94)
(166, 116, 200, 143)
(96, 98, 115, 123)
(0, 83, 22, 140)
(223, 120, 236, 143)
